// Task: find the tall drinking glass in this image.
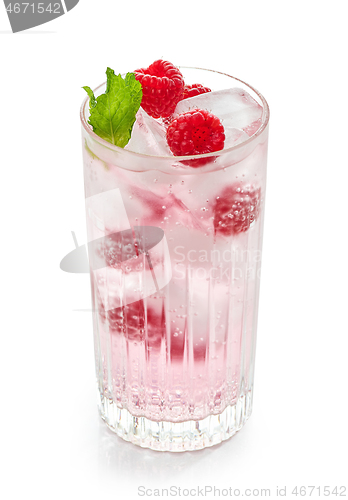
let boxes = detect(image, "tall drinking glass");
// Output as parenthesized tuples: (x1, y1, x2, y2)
(80, 67, 269, 452)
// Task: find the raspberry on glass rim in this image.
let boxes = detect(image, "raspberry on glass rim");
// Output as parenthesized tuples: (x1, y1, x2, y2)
(134, 59, 184, 119)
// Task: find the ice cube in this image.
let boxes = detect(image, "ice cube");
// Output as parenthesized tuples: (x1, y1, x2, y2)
(224, 127, 250, 148)
(126, 109, 172, 156)
(85, 188, 131, 235)
(128, 184, 208, 231)
(174, 88, 263, 138)
(94, 229, 172, 311)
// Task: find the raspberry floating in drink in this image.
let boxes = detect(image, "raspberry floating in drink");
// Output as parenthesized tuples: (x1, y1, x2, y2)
(214, 184, 261, 236)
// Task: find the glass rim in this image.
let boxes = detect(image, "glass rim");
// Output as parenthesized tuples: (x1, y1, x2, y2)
(80, 66, 270, 162)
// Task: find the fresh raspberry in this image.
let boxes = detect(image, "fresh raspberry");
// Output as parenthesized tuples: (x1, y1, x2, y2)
(97, 298, 139, 337)
(97, 294, 205, 359)
(95, 231, 135, 269)
(166, 109, 225, 160)
(181, 83, 211, 100)
(134, 60, 184, 118)
(214, 184, 261, 236)
(98, 298, 164, 345)
(161, 84, 212, 124)
(99, 301, 144, 339)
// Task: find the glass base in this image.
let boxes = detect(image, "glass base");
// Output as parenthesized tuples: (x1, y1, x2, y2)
(98, 389, 253, 452)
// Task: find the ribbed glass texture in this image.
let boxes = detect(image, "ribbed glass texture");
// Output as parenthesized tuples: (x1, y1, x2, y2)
(81, 67, 269, 452)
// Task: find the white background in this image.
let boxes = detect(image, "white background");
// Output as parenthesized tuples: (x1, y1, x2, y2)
(1, 1, 348, 499)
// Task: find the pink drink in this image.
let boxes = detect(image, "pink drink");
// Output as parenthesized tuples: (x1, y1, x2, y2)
(80, 67, 269, 451)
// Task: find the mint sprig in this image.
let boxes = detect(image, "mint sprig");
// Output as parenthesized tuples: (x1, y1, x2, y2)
(83, 68, 142, 148)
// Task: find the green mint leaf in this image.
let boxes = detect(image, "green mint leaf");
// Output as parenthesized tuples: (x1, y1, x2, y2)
(82, 86, 96, 108)
(83, 69, 142, 148)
